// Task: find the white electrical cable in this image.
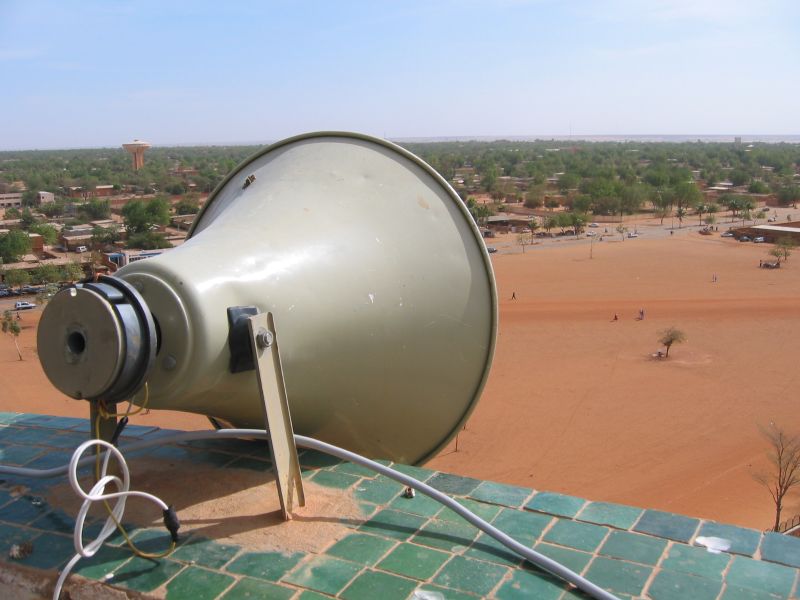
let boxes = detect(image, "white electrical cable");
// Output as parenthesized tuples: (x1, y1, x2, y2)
(0, 430, 620, 600)
(51, 440, 171, 600)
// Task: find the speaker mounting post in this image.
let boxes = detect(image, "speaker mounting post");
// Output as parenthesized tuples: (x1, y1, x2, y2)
(247, 312, 305, 520)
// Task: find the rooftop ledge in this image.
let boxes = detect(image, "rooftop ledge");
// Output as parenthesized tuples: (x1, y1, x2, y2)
(1, 412, 799, 599)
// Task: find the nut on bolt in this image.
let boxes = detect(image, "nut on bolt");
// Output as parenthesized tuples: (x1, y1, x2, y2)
(256, 328, 273, 349)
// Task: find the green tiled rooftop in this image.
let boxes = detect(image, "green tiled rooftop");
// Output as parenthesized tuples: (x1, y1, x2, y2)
(1, 412, 800, 599)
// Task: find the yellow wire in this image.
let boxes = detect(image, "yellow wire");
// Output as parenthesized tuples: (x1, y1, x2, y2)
(92, 384, 176, 559)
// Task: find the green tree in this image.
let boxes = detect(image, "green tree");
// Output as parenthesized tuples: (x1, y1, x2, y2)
(0, 230, 32, 263)
(516, 232, 533, 253)
(29, 223, 58, 245)
(4, 268, 31, 289)
(91, 224, 120, 247)
(122, 198, 170, 236)
(62, 262, 85, 282)
(658, 327, 686, 358)
(4, 207, 22, 219)
(616, 224, 628, 240)
(81, 199, 111, 220)
(2, 310, 22, 361)
(32, 263, 61, 284)
(775, 237, 796, 261)
(754, 424, 800, 532)
(126, 231, 171, 250)
(174, 198, 200, 214)
(20, 208, 37, 229)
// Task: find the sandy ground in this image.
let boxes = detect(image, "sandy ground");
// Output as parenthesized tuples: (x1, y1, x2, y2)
(2, 223, 798, 530)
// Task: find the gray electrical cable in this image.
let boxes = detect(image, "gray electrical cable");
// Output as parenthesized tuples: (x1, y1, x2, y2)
(0, 429, 620, 600)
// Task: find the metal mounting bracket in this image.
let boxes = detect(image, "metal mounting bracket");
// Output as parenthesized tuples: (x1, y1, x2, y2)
(247, 312, 305, 520)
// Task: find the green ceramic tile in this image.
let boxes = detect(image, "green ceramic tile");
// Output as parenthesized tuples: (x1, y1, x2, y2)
(577, 502, 643, 530)
(377, 542, 450, 579)
(469, 481, 532, 508)
(283, 555, 362, 595)
(599, 530, 668, 565)
(299, 450, 341, 469)
(0, 444, 44, 465)
(31, 509, 75, 534)
(0, 496, 49, 524)
(725, 554, 796, 597)
(389, 491, 443, 517)
(389, 463, 436, 482)
(221, 577, 295, 600)
(760, 531, 800, 568)
(584, 556, 652, 596)
(24, 451, 78, 470)
(661, 542, 730, 580)
(353, 478, 404, 504)
(647, 569, 721, 600)
(542, 519, 609, 552)
(340, 569, 418, 600)
(526, 492, 586, 518)
(298, 592, 335, 600)
(73, 544, 133, 580)
(171, 536, 240, 569)
(165, 566, 235, 600)
(359, 508, 427, 541)
(1, 426, 58, 445)
(491, 507, 553, 545)
(464, 533, 523, 567)
(698, 522, 761, 557)
(129, 527, 176, 555)
(412, 584, 479, 599)
(332, 461, 376, 478)
(495, 567, 566, 600)
(433, 555, 508, 596)
(721, 582, 789, 600)
(16, 532, 72, 569)
(311, 470, 360, 490)
(412, 517, 477, 552)
(112, 556, 184, 592)
(438, 497, 502, 524)
(227, 550, 303, 581)
(533, 542, 593, 573)
(633, 510, 699, 543)
(42, 431, 92, 449)
(326, 533, 395, 566)
(427, 473, 482, 496)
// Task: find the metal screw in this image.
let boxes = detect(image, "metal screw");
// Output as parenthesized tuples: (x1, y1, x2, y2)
(256, 328, 273, 349)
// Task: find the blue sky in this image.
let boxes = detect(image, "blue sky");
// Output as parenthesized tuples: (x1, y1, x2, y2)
(1, 0, 798, 149)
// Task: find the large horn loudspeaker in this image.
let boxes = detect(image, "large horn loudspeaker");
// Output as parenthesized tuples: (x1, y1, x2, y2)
(37, 132, 498, 465)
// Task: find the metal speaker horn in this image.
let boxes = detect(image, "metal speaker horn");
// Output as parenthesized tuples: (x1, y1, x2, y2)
(37, 132, 498, 465)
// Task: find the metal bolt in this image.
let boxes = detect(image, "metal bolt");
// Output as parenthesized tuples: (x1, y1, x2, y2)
(256, 328, 273, 349)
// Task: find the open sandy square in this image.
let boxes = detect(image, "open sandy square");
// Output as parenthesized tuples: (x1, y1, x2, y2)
(2, 226, 798, 529)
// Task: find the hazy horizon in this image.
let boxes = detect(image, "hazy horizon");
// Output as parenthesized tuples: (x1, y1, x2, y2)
(2, 1, 798, 151)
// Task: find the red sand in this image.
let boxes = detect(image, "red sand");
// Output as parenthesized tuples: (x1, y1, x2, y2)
(2, 229, 798, 529)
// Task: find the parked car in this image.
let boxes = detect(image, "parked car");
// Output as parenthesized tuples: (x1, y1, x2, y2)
(589, 223, 599, 228)
(768, 216, 777, 222)
(753, 236, 765, 243)
(739, 236, 751, 242)
(14, 301, 36, 310)
(627, 232, 639, 238)
(76, 245, 88, 253)
(586, 231, 597, 237)
(19, 285, 43, 295)
(486, 247, 497, 254)
(721, 231, 735, 237)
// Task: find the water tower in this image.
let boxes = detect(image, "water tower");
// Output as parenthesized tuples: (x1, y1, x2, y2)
(122, 139, 151, 171)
